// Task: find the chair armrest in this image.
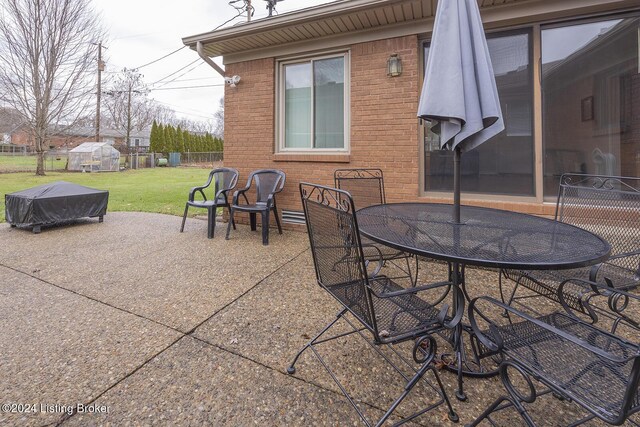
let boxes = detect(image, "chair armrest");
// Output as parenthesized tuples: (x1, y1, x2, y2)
(367, 277, 463, 330)
(266, 193, 275, 207)
(188, 187, 208, 202)
(589, 248, 640, 281)
(558, 277, 640, 331)
(188, 172, 216, 202)
(367, 277, 452, 299)
(215, 188, 232, 204)
(231, 186, 251, 205)
(468, 296, 635, 364)
(361, 243, 384, 278)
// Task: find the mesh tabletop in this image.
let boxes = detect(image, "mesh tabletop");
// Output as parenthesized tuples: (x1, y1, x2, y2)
(357, 203, 611, 270)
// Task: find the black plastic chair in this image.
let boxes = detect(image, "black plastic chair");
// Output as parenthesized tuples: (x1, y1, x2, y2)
(288, 183, 462, 426)
(500, 174, 640, 324)
(180, 167, 238, 239)
(466, 278, 640, 427)
(334, 168, 418, 284)
(225, 169, 285, 246)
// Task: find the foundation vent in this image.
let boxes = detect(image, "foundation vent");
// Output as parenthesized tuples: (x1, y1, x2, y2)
(282, 210, 306, 225)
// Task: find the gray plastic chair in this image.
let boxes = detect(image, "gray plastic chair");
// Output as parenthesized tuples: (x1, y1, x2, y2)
(225, 169, 285, 246)
(180, 167, 238, 239)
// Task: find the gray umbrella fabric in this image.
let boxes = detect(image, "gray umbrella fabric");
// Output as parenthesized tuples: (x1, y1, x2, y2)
(417, 0, 504, 153)
(416, 0, 506, 401)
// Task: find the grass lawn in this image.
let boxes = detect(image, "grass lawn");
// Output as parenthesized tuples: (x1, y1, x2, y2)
(0, 167, 213, 223)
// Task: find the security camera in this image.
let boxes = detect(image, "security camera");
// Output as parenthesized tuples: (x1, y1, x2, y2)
(224, 75, 241, 88)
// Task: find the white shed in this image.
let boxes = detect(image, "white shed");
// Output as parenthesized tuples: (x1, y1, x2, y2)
(68, 142, 120, 172)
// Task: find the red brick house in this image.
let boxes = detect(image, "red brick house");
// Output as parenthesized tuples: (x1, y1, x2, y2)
(8, 127, 150, 152)
(183, 0, 639, 226)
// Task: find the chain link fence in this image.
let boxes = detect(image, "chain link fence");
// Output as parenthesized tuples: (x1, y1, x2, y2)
(0, 150, 224, 173)
(181, 152, 223, 167)
(0, 150, 68, 173)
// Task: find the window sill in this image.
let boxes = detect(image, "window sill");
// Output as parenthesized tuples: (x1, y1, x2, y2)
(273, 153, 350, 163)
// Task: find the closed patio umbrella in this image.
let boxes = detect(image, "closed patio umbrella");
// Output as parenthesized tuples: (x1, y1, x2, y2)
(417, 0, 505, 401)
(417, 0, 504, 223)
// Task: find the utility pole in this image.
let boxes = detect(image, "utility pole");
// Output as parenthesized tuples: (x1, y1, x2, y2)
(95, 42, 105, 142)
(247, 0, 252, 22)
(126, 80, 133, 168)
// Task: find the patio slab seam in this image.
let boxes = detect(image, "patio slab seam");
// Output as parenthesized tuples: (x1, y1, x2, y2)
(181, 247, 310, 335)
(53, 335, 186, 427)
(13, 246, 310, 426)
(0, 262, 183, 335)
(187, 334, 395, 420)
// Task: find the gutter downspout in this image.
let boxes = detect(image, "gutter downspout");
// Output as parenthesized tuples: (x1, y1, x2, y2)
(197, 41, 225, 77)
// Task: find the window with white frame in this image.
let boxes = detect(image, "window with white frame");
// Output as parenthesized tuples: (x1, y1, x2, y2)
(278, 52, 349, 151)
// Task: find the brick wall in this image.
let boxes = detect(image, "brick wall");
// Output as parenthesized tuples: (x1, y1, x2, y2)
(222, 34, 564, 229)
(223, 36, 423, 228)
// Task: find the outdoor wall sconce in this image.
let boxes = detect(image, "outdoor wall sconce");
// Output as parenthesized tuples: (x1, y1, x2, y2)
(224, 75, 241, 88)
(387, 54, 402, 77)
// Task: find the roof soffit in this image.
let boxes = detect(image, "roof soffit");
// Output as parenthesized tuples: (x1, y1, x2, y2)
(182, 0, 639, 63)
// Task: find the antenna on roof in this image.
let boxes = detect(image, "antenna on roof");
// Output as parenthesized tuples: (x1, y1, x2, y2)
(264, 0, 282, 17)
(229, 0, 254, 21)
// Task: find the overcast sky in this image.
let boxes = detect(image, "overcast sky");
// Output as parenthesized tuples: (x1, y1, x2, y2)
(92, 0, 334, 124)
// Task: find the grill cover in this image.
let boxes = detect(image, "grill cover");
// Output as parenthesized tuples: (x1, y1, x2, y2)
(5, 181, 108, 227)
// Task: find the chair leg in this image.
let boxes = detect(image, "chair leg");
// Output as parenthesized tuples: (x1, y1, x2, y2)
(273, 203, 283, 234)
(225, 208, 234, 240)
(261, 210, 270, 246)
(499, 270, 520, 317)
(228, 206, 236, 230)
(250, 212, 257, 231)
(207, 206, 215, 239)
(466, 362, 538, 427)
(287, 308, 348, 375)
(180, 203, 189, 232)
(402, 255, 418, 286)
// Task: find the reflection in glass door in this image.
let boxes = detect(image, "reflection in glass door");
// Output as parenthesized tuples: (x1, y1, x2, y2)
(542, 15, 640, 198)
(423, 29, 535, 196)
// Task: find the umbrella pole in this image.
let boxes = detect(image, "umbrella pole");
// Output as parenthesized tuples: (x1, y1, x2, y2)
(453, 146, 461, 224)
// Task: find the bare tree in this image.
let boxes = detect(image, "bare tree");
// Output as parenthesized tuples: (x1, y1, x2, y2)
(103, 68, 149, 151)
(0, 0, 105, 175)
(150, 103, 178, 127)
(213, 97, 224, 139)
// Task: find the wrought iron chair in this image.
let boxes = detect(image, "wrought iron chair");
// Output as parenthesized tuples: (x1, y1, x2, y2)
(466, 278, 640, 426)
(288, 183, 462, 426)
(225, 169, 285, 246)
(334, 168, 418, 284)
(500, 174, 640, 324)
(180, 167, 238, 239)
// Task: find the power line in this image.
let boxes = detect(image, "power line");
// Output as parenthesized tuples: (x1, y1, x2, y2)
(162, 76, 221, 83)
(148, 84, 224, 91)
(127, 9, 244, 71)
(154, 99, 216, 117)
(149, 58, 200, 86)
(133, 46, 187, 70)
(154, 62, 205, 89)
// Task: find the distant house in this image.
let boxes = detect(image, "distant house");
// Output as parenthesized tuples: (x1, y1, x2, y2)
(0, 107, 23, 148)
(8, 126, 151, 152)
(128, 130, 151, 152)
(183, 0, 639, 224)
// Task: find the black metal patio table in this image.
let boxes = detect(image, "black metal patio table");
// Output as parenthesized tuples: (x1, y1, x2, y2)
(357, 202, 611, 400)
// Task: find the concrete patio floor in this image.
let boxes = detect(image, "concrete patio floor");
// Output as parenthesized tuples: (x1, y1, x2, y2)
(0, 212, 624, 426)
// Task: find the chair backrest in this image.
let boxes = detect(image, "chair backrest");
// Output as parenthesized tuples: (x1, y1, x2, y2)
(556, 174, 640, 271)
(211, 168, 239, 198)
(334, 168, 385, 208)
(299, 183, 376, 331)
(248, 169, 286, 203)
